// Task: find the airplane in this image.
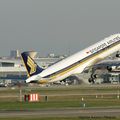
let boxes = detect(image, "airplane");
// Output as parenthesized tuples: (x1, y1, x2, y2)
(21, 34, 120, 84)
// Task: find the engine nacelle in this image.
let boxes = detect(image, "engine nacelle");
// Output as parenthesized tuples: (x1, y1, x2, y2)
(116, 54, 120, 57)
(107, 66, 116, 71)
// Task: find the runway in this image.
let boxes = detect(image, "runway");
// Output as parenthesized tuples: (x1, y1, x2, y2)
(0, 108, 120, 118)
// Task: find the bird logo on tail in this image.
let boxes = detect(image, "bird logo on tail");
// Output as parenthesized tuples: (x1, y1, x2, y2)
(27, 56, 37, 75)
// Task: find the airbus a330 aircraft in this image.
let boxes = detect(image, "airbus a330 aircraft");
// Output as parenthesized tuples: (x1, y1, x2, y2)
(21, 34, 120, 84)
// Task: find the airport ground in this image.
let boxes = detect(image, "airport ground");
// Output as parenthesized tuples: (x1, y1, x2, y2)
(0, 84, 119, 120)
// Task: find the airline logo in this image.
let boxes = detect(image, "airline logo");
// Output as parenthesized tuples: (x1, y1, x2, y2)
(27, 56, 37, 75)
(87, 36, 120, 54)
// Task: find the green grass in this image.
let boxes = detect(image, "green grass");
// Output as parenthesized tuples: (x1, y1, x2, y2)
(0, 98, 119, 110)
(0, 101, 83, 110)
(0, 85, 119, 110)
(0, 85, 120, 119)
(0, 85, 119, 95)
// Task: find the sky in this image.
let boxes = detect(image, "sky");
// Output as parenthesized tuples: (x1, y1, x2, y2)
(0, 0, 120, 56)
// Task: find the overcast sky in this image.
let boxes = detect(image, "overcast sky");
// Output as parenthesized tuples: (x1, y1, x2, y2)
(0, 0, 120, 56)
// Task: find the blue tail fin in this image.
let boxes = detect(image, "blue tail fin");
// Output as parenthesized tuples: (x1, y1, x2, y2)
(21, 52, 44, 77)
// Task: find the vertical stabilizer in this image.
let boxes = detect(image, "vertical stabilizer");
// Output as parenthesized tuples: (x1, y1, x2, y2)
(21, 52, 44, 77)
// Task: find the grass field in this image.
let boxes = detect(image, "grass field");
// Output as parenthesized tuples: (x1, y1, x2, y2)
(0, 85, 119, 119)
(0, 85, 119, 109)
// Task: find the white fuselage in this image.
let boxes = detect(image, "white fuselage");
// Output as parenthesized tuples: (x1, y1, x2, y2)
(26, 34, 120, 83)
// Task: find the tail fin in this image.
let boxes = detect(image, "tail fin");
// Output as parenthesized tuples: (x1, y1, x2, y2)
(21, 52, 44, 77)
